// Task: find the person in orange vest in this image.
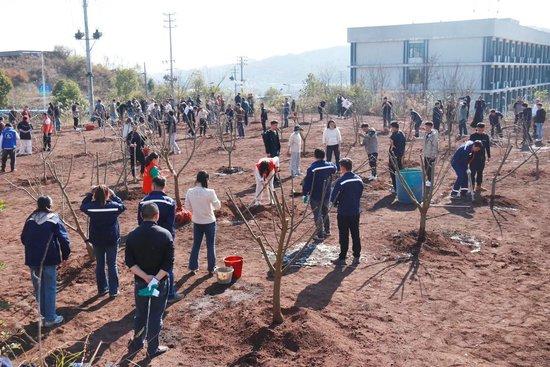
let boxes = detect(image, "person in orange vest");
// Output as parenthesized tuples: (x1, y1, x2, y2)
(41, 113, 54, 151)
(142, 152, 160, 194)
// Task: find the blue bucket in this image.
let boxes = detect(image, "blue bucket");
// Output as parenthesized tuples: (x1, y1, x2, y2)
(396, 168, 423, 204)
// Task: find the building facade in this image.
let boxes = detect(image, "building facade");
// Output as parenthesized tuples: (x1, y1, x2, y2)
(348, 18, 550, 111)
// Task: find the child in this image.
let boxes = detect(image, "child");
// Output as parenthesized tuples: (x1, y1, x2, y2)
(423, 121, 439, 185)
(41, 113, 54, 151)
(287, 125, 303, 177)
(388, 122, 406, 193)
(142, 152, 160, 194)
(17, 116, 33, 155)
(253, 156, 279, 206)
(488, 109, 503, 138)
(360, 123, 378, 180)
(469, 123, 491, 192)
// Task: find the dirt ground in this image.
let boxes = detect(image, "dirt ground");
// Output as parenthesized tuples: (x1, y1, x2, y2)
(0, 113, 548, 367)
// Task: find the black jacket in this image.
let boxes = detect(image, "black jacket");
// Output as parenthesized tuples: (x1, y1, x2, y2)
(262, 129, 281, 157)
(17, 121, 33, 140)
(125, 222, 174, 281)
(126, 131, 146, 159)
(469, 132, 491, 160)
(534, 108, 546, 124)
(80, 193, 126, 247)
(261, 108, 268, 123)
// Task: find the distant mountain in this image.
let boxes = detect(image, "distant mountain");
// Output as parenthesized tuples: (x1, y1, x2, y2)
(166, 45, 349, 96)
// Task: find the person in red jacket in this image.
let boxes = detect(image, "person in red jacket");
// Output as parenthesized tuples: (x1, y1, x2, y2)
(142, 152, 160, 194)
(253, 156, 279, 206)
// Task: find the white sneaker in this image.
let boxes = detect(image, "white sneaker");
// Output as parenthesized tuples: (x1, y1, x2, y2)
(425, 181, 432, 187)
(44, 315, 64, 327)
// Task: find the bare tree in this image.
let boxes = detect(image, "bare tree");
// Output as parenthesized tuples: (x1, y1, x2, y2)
(218, 114, 238, 171)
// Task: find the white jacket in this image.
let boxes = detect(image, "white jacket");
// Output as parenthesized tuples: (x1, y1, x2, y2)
(288, 132, 302, 153)
(423, 130, 439, 159)
(322, 127, 342, 146)
(184, 185, 221, 224)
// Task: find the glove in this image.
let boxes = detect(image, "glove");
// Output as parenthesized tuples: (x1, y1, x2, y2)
(137, 283, 159, 298)
(302, 195, 309, 204)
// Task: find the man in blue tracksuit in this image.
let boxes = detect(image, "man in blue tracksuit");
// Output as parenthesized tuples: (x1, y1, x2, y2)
(137, 177, 180, 302)
(330, 158, 364, 264)
(21, 196, 71, 327)
(80, 185, 126, 297)
(0, 123, 19, 172)
(302, 149, 337, 241)
(451, 140, 482, 198)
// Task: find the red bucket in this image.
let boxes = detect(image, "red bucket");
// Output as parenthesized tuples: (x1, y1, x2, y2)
(224, 256, 243, 280)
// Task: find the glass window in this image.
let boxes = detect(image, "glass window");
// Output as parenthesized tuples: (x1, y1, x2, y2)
(408, 42, 424, 59)
(408, 68, 423, 84)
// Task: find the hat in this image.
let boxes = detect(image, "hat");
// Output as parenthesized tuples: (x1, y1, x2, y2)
(294, 125, 302, 131)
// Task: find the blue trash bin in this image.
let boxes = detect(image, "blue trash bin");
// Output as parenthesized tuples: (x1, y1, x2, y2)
(396, 168, 423, 204)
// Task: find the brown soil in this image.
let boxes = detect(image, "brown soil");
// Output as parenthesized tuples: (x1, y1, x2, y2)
(0, 115, 548, 366)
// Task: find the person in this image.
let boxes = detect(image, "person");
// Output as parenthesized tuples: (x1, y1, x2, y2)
(235, 103, 245, 138)
(224, 104, 234, 134)
(21, 196, 71, 327)
(533, 102, 546, 144)
(471, 96, 486, 127)
(422, 121, 438, 185)
(234, 93, 242, 106)
(451, 141, 482, 198)
(488, 109, 503, 138)
(318, 100, 326, 121)
(262, 120, 281, 158)
(94, 99, 106, 127)
(521, 102, 533, 144)
(71, 102, 80, 129)
(322, 120, 342, 171)
(336, 94, 343, 118)
(53, 103, 62, 132)
(242, 99, 250, 126)
(0, 116, 5, 133)
(360, 123, 378, 180)
(80, 185, 126, 297)
(21, 105, 31, 120)
(17, 115, 33, 156)
(410, 108, 423, 138)
(381, 97, 393, 129)
(462, 95, 472, 119)
(138, 177, 180, 302)
(47, 103, 54, 129)
(125, 202, 173, 358)
(41, 113, 54, 151)
(341, 97, 352, 118)
(469, 123, 491, 192)
(8, 106, 17, 124)
(330, 158, 364, 265)
(445, 95, 457, 134)
(185, 171, 221, 275)
(282, 98, 290, 128)
(126, 124, 146, 180)
(388, 121, 405, 193)
(197, 107, 209, 136)
(287, 125, 303, 177)
(143, 152, 160, 194)
(302, 149, 337, 241)
(513, 97, 523, 125)
(253, 156, 280, 206)
(432, 101, 443, 131)
(0, 123, 19, 172)
(458, 102, 468, 138)
(165, 110, 180, 154)
(260, 103, 268, 132)
(109, 99, 118, 124)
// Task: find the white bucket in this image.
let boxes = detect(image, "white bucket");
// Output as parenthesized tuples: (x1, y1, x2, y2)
(216, 266, 234, 284)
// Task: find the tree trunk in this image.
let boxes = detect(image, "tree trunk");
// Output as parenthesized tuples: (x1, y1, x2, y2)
(228, 151, 233, 170)
(174, 173, 182, 208)
(418, 209, 427, 243)
(272, 257, 284, 324)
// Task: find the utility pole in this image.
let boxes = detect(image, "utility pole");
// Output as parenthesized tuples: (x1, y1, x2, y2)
(40, 52, 46, 112)
(74, 0, 101, 117)
(237, 56, 247, 92)
(233, 65, 238, 96)
(164, 13, 176, 98)
(143, 63, 148, 98)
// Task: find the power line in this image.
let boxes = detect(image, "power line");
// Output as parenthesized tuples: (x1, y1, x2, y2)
(163, 12, 176, 97)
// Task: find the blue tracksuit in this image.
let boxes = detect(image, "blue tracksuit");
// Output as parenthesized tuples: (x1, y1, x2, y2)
(138, 191, 176, 236)
(302, 160, 337, 202)
(80, 193, 126, 246)
(330, 172, 364, 216)
(0, 127, 18, 149)
(451, 141, 474, 195)
(21, 211, 71, 267)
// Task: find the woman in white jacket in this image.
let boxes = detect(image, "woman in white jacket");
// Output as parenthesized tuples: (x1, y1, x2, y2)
(322, 119, 342, 171)
(185, 171, 221, 275)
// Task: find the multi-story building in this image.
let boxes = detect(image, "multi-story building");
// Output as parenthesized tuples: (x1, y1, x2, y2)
(348, 18, 550, 111)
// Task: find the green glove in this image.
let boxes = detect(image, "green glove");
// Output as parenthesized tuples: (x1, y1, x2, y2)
(302, 195, 309, 204)
(137, 283, 159, 298)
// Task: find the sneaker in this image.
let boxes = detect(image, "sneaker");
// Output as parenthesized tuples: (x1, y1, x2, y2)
(188, 269, 198, 276)
(44, 315, 64, 327)
(98, 289, 109, 296)
(332, 258, 346, 266)
(148, 345, 169, 358)
(312, 236, 324, 243)
(367, 174, 375, 180)
(351, 257, 360, 266)
(425, 181, 432, 187)
(208, 266, 218, 277)
(167, 293, 183, 303)
(109, 292, 119, 298)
